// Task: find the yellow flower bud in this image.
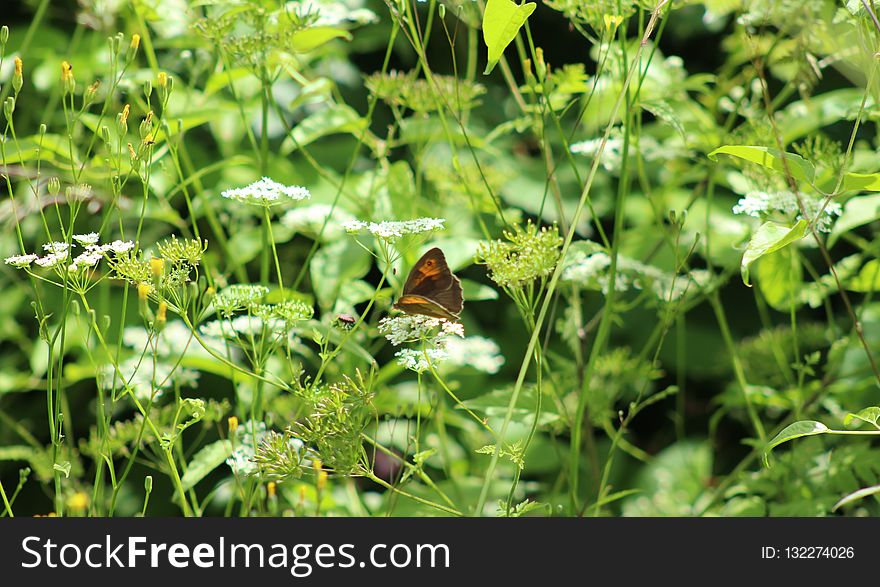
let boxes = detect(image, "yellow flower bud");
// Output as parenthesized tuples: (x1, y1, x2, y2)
(267, 481, 276, 498)
(137, 282, 152, 301)
(121, 104, 130, 125)
(61, 61, 75, 95)
(157, 71, 168, 88)
(149, 257, 164, 277)
(130, 33, 140, 50)
(156, 301, 167, 322)
(228, 416, 239, 434)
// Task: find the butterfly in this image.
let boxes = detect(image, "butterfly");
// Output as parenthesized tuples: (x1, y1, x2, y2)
(393, 247, 463, 322)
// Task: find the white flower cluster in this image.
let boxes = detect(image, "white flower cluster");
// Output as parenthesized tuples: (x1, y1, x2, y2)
(280, 203, 356, 240)
(221, 177, 311, 206)
(394, 348, 449, 373)
(379, 314, 464, 346)
(5, 236, 134, 273)
(562, 245, 710, 301)
(732, 190, 842, 233)
(379, 314, 464, 372)
(342, 218, 445, 241)
(444, 336, 505, 374)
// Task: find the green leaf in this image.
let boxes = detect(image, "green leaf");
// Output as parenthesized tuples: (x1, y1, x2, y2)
(290, 27, 352, 53)
(310, 240, 372, 310)
(741, 220, 808, 286)
(833, 484, 880, 511)
(846, 260, 880, 293)
(841, 172, 880, 192)
(763, 420, 829, 466)
(708, 145, 815, 183)
(828, 194, 880, 247)
(844, 406, 880, 429)
(281, 104, 369, 153)
(482, 0, 537, 75)
(755, 246, 802, 311)
(180, 439, 232, 492)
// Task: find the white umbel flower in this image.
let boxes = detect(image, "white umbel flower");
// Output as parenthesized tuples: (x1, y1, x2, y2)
(5, 254, 38, 268)
(395, 347, 449, 373)
(342, 218, 445, 241)
(379, 314, 463, 346)
(73, 232, 100, 246)
(222, 177, 311, 206)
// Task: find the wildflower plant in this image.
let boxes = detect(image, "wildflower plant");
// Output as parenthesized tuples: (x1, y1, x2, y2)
(4, 0, 880, 523)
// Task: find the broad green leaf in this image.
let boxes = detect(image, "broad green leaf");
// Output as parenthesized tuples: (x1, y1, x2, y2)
(708, 145, 815, 183)
(844, 406, 880, 429)
(833, 484, 880, 511)
(846, 259, 880, 292)
(482, 0, 537, 75)
(180, 440, 232, 492)
(828, 194, 880, 247)
(310, 240, 372, 310)
(763, 420, 829, 466)
(281, 104, 369, 153)
(290, 27, 352, 53)
(755, 246, 802, 311)
(842, 172, 880, 192)
(741, 220, 808, 286)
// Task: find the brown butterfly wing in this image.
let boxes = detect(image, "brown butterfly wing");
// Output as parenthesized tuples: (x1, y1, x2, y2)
(394, 295, 460, 321)
(402, 248, 454, 297)
(394, 248, 464, 320)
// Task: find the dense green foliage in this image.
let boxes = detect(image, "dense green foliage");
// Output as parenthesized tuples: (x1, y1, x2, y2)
(2, 0, 880, 517)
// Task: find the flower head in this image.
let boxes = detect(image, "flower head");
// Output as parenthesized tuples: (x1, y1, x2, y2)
(343, 218, 445, 242)
(221, 177, 311, 206)
(732, 190, 841, 233)
(378, 314, 462, 346)
(395, 347, 449, 373)
(5, 254, 38, 268)
(73, 232, 100, 246)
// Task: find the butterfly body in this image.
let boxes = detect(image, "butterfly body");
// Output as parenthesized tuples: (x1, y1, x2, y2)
(393, 248, 463, 321)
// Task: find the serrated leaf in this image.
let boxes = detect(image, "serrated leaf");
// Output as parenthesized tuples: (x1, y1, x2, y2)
(482, 0, 537, 75)
(708, 145, 815, 183)
(763, 420, 829, 466)
(741, 220, 808, 286)
(179, 439, 232, 492)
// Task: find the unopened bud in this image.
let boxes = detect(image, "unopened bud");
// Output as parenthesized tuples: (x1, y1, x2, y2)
(13, 56, 23, 94)
(61, 61, 75, 95)
(47, 177, 61, 196)
(127, 33, 140, 63)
